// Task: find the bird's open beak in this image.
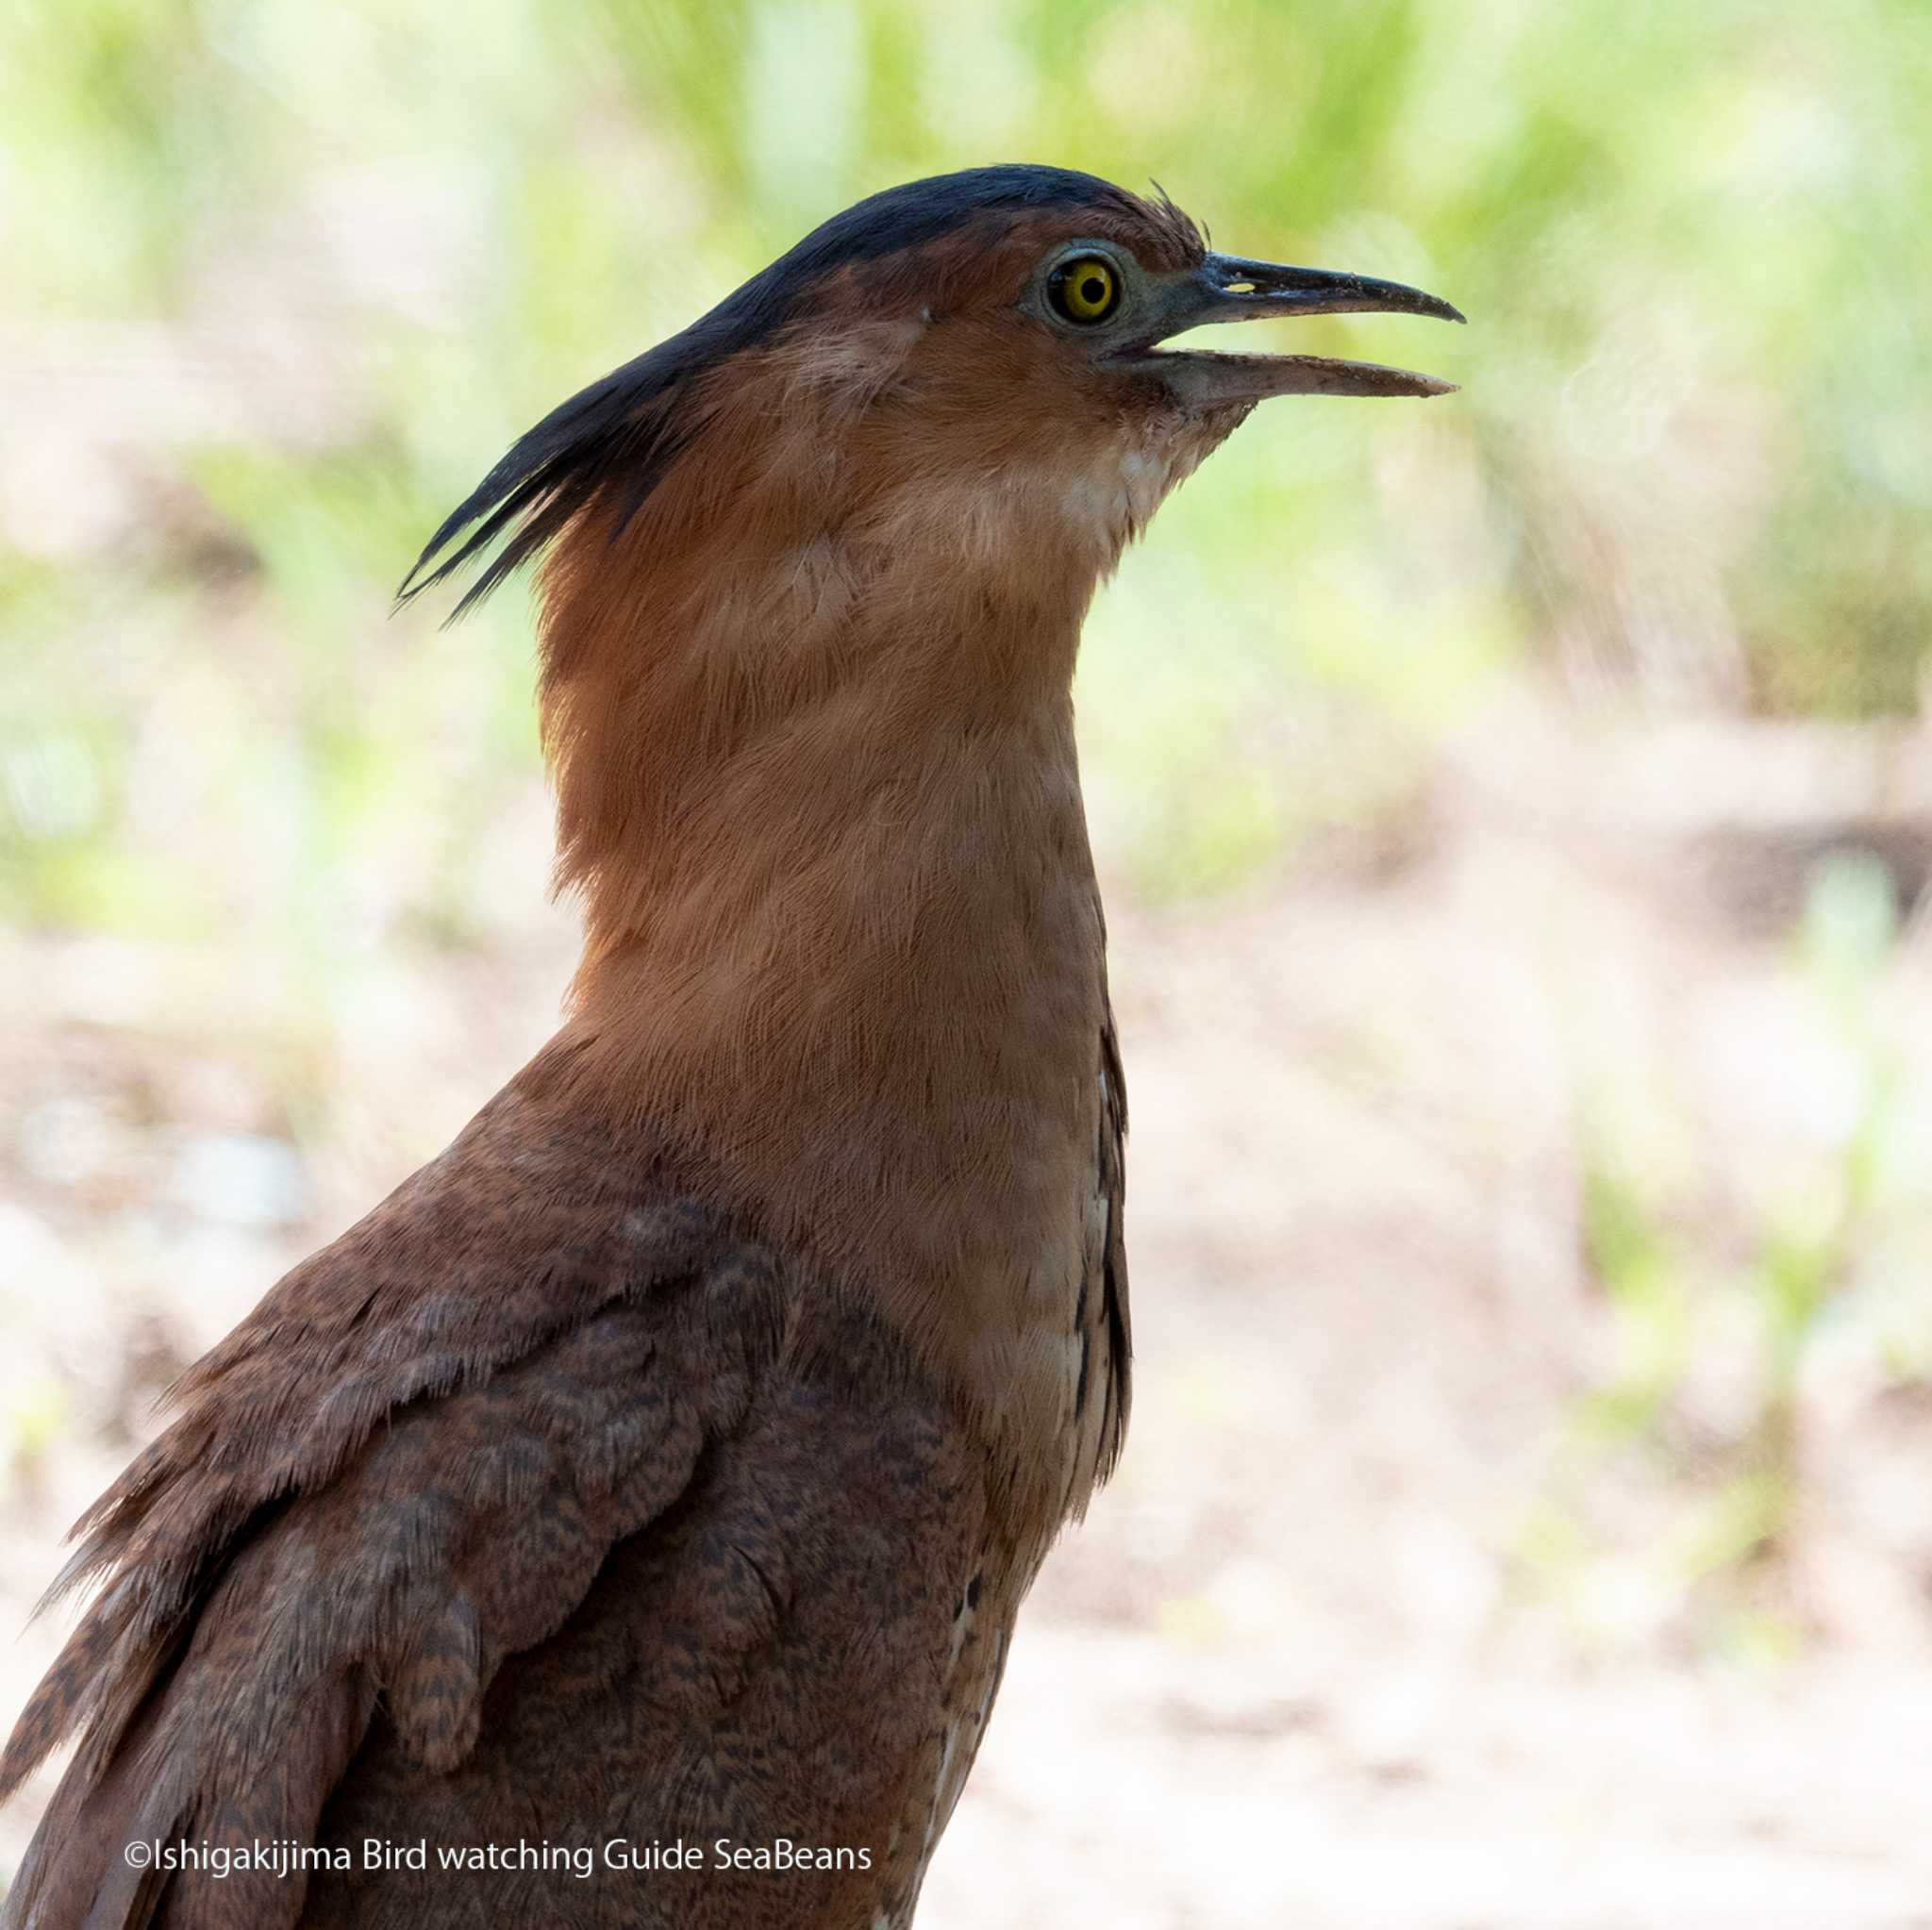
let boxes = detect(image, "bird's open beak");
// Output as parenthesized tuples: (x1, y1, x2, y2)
(1125, 252, 1464, 405)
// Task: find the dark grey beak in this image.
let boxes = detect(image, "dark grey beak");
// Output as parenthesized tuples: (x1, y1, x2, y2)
(1197, 253, 1465, 327)
(1127, 251, 1465, 404)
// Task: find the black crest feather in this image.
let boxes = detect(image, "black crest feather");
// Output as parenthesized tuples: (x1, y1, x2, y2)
(398, 165, 1143, 620)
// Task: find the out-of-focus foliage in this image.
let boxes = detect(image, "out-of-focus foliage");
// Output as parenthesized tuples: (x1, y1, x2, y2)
(1, 0, 1926, 924)
(1529, 850, 1915, 1656)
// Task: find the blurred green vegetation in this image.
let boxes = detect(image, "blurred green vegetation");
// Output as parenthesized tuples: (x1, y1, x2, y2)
(1525, 851, 1915, 1656)
(2, 0, 1928, 932)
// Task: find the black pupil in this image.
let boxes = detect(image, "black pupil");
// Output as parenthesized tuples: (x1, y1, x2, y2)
(1079, 275, 1106, 307)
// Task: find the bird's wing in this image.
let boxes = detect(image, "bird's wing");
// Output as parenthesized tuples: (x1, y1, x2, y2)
(0, 1077, 793, 1930)
(1093, 1007, 1132, 1480)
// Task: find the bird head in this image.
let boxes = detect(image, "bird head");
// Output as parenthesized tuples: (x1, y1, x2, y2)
(401, 165, 1461, 620)
(399, 168, 1461, 947)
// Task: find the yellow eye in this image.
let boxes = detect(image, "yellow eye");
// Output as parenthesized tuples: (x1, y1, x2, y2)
(1048, 254, 1120, 325)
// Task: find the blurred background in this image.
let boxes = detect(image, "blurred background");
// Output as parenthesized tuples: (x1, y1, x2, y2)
(3, 0, 1931, 1922)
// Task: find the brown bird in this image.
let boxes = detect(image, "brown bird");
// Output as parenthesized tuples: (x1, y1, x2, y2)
(0, 166, 1458, 1928)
